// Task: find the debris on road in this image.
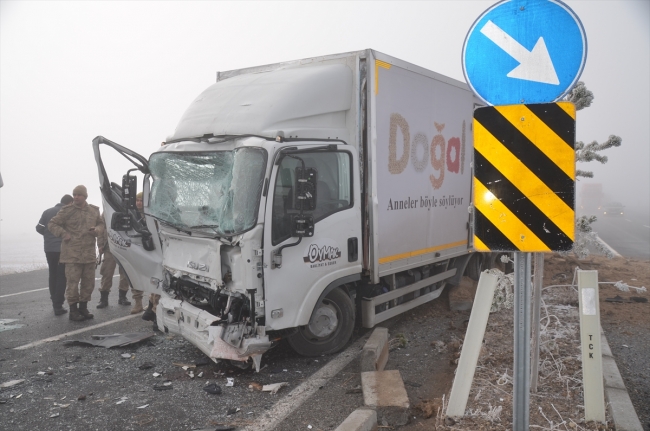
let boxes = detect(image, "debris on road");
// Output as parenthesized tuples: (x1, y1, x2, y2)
(203, 383, 222, 395)
(137, 404, 149, 409)
(0, 319, 25, 332)
(226, 377, 234, 387)
(194, 357, 212, 367)
(262, 382, 288, 395)
(138, 362, 154, 370)
(173, 362, 196, 369)
(121, 353, 132, 359)
(0, 379, 24, 388)
(248, 382, 263, 391)
(62, 332, 154, 348)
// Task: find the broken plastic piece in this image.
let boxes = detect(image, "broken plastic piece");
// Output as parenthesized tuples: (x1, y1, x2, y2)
(262, 382, 288, 394)
(195, 358, 212, 367)
(203, 383, 222, 395)
(605, 295, 627, 303)
(226, 378, 234, 387)
(62, 332, 154, 348)
(0, 379, 25, 388)
(174, 362, 196, 369)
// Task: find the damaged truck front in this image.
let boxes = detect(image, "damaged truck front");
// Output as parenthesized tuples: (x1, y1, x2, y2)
(93, 50, 501, 371)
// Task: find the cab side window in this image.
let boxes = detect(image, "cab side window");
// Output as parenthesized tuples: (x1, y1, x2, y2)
(272, 151, 352, 245)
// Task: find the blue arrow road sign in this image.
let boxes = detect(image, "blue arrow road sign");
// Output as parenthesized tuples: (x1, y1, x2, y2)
(463, 0, 587, 106)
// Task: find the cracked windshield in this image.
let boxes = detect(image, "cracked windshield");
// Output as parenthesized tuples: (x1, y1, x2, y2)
(148, 147, 267, 235)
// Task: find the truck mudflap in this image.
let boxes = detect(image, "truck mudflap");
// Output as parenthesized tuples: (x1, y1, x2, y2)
(157, 297, 271, 371)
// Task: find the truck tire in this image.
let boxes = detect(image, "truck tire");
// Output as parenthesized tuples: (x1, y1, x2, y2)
(466, 254, 483, 281)
(287, 287, 355, 357)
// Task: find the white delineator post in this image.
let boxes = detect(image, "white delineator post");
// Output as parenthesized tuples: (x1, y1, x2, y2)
(577, 270, 606, 423)
(446, 271, 499, 417)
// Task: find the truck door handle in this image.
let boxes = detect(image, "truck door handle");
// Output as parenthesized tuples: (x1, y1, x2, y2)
(348, 237, 358, 262)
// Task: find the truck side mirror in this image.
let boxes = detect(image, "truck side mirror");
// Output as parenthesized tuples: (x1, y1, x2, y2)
(111, 212, 132, 231)
(291, 214, 314, 237)
(295, 167, 317, 211)
(122, 174, 137, 210)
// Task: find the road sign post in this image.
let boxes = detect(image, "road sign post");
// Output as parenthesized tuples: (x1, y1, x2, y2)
(513, 252, 531, 430)
(463, 1, 586, 429)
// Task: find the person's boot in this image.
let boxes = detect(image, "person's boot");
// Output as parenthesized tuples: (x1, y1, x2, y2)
(142, 300, 155, 321)
(69, 303, 85, 321)
(96, 291, 109, 309)
(118, 290, 132, 306)
(54, 304, 68, 316)
(130, 297, 144, 314)
(78, 302, 94, 320)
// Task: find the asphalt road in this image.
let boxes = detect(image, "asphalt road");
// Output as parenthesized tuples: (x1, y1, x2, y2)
(1, 267, 461, 431)
(591, 207, 650, 260)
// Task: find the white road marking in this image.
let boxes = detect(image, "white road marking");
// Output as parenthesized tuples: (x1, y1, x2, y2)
(0, 275, 119, 298)
(241, 333, 370, 431)
(13, 314, 140, 350)
(0, 287, 49, 298)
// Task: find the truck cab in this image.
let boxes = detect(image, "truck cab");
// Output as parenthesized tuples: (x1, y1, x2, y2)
(93, 50, 495, 370)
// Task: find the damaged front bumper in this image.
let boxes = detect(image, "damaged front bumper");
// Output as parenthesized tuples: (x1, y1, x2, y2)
(156, 297, 271, 371)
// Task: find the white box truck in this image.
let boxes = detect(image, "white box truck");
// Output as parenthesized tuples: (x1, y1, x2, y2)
(93, 49, 500, 370)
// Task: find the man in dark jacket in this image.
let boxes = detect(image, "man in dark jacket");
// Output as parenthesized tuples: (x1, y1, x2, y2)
(36, 194, 74, 315)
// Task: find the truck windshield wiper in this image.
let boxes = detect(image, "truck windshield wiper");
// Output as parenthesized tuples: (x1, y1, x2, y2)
(150, 216, 193, 235)
(188, 225, 221, 236)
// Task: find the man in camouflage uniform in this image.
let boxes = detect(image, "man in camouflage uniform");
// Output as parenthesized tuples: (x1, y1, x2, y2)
(48, 185, 104, 322)
(96, 214, 144, 313)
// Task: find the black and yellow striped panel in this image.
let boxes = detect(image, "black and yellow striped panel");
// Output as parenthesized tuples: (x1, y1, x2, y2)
(473, 102, 575, 252)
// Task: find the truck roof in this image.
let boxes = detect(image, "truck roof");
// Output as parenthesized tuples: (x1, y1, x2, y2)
(167, 61, 354, 143)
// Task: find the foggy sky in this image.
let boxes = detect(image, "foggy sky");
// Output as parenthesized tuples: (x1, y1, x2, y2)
(1, 1, 649, 250)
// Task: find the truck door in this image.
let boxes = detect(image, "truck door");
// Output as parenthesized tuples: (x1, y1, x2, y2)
(263, 144, 362, 352)
(92, 136, 163, 295)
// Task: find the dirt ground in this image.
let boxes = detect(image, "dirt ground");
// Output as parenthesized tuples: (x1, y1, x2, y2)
(396, 253, 650, 431)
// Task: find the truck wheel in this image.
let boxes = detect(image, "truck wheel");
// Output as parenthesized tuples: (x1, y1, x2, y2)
(287, 287, 355, 357)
